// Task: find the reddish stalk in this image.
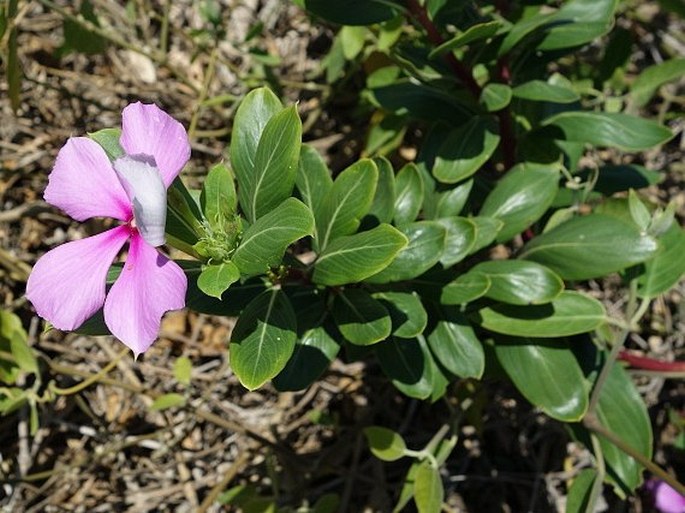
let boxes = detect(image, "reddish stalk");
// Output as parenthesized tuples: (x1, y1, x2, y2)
(618, 350, 685, 373)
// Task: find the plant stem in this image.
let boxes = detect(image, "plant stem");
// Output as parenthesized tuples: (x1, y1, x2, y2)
(49, 347, 129, 395)
(584, 434, 605, 513)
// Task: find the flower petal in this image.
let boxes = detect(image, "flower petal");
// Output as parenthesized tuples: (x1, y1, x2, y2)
(104, 233, 187, 357)
(26, 226, 130, 330)
(120, 102, 191, 187)
(44, 137, 132, 221)
(113, 155, 167, 247)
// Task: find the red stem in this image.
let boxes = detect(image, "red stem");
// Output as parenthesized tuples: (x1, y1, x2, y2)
(618, 350, 685, 373)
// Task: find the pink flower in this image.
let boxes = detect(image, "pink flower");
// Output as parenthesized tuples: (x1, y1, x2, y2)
(646, 479, 685, 513)
(26, 103, 190, 357)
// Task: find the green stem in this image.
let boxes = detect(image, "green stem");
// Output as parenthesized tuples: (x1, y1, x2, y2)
(49, 348, 128, 396)
(584, 434, 606, 513)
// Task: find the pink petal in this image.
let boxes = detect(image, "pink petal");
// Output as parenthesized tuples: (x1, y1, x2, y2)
(119, 102, 191, 188)
(26, 226, 130, 330)
(104, 233, 187, 357)
(44, 137, 132, 221)
(113, 155, 167, 247)
(654, 481, 685, 513)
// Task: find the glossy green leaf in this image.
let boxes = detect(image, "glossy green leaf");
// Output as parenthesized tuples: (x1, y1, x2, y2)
(637, 225, 685, 298)
(197, 262, 240, 299)
(479, 162, 560, 242)
(499, 10, 554, 55)
(414, 462, 444, 513)
(471, 260, 564, 305)
(366, 221, 446, 283)
(230, 290, 297, 390)
(435, 179, 473, 218)
(166, 178, 205, 256)
(340, 25, 366, 59)
(317, 159, 378, 251)
(313, 224, 408, 286)
(429, 21, 501, 58)
(376, 336, 434, 400)
(333, 289, 391, 346)
(246, 105, 302, 221)
(394, 163, 424, 226)
(232, 198, 314, 276)
(593, 364, 653, 493)
(231, 87, 282, 190)
(476, 291, 606, 337)
(273, 326, 340, 391)
(538, 0, 618, 51)
(88, 128, 124, 160)
(364, 426, 407, 462)
(433, 117, 501, 184)
(296, 144, 333, 219)
(565, 469, 597, 513)
(512, 80, 579, 103)
(373, 292, 428, 339)
(441, 272, 491, 305)
(368, 157, 396, 224)
(1, 310, 37, 376)
(520, 214, 660, 280)
(427, 314, 484, 379)
(60, 0, 107, 56)
(628, 189, 651, 231)
(468, 216, 504, 253)
(543, 112, 673, 151)
(150, 393, 186, 411)
(495, 337, 588, 421)
(303, 0, 400, 25)
(200, 162, 236, 230)
(437, 217, 476, 267)
(185, 274, 266, 316)
(480, 83, 512, 112)
(631, 58, 685, 107)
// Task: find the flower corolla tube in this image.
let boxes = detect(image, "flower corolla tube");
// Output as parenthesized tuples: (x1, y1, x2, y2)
(26, 103, 189, 357)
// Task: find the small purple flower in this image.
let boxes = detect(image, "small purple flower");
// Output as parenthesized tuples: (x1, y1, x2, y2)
(646, 479, 685, 513)
(26, 103, 190, 357)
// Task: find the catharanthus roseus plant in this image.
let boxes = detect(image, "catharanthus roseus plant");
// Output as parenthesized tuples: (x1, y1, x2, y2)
(21, 0, 685, 510)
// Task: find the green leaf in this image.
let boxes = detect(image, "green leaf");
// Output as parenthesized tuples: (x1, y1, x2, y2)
(435, 179, 473, 218)
(363, 426, 407, 462)
(166, 178, 205, 255)
(313, 224, 408, 286)
(296, 144, 333, 222)
(542, 112, 673, 151)
(333, 290, 391, 346)
(592, 363, 652, 493)
(437, 217, 476, 267)
(471, 260, 564, 305)
(173, 357, 192, 386)
(429, 21, 501, 58)
(480, 83, 512, 112)
(185, 274, 266, 316)
(499, 10, 555, 55)
(0, 387, 28, 414)
(394, 163, 424, 226)
(303, 0, 400, 25)
(376, 337, 435, 400)
(479, 162, 560, 243)
(317, 159, 378, 251)
(368, 156, 396, 224)
(243, 105, 302, 221)
(565, 469, 597, 513)
(60, 0, 107, 55)
(150, 393, 186, 411)
(273, 326, 339, 391)
(476, 291, 606, 337)
(433, 117, 501, 184)
(5, 0, 20, 112)
(427, 314, 484, 379)
(637, 225, 685, 298)
(414, 462, 444, 513)
(200, 162, 237, 230)
(520, 214, 659, 280)
(230, 289, 297, 390)
(468, 216, 504, 253)
(366, 221, 446, 283)
(340, 25, 366, 60)
(197, 262, 241, 299)
(628, 189, 651, 231)
(373, 292, 428, 339)
(512, 80, 580, 103)
(1, 310, 37, 375)
(88, 128, 124, 160)
(537, 0, 618, 51)
(631, 58, 685, 107)
(441, 272, 491, 305)
(495, 337, 588, 421)
(232, 198, 314, 276)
